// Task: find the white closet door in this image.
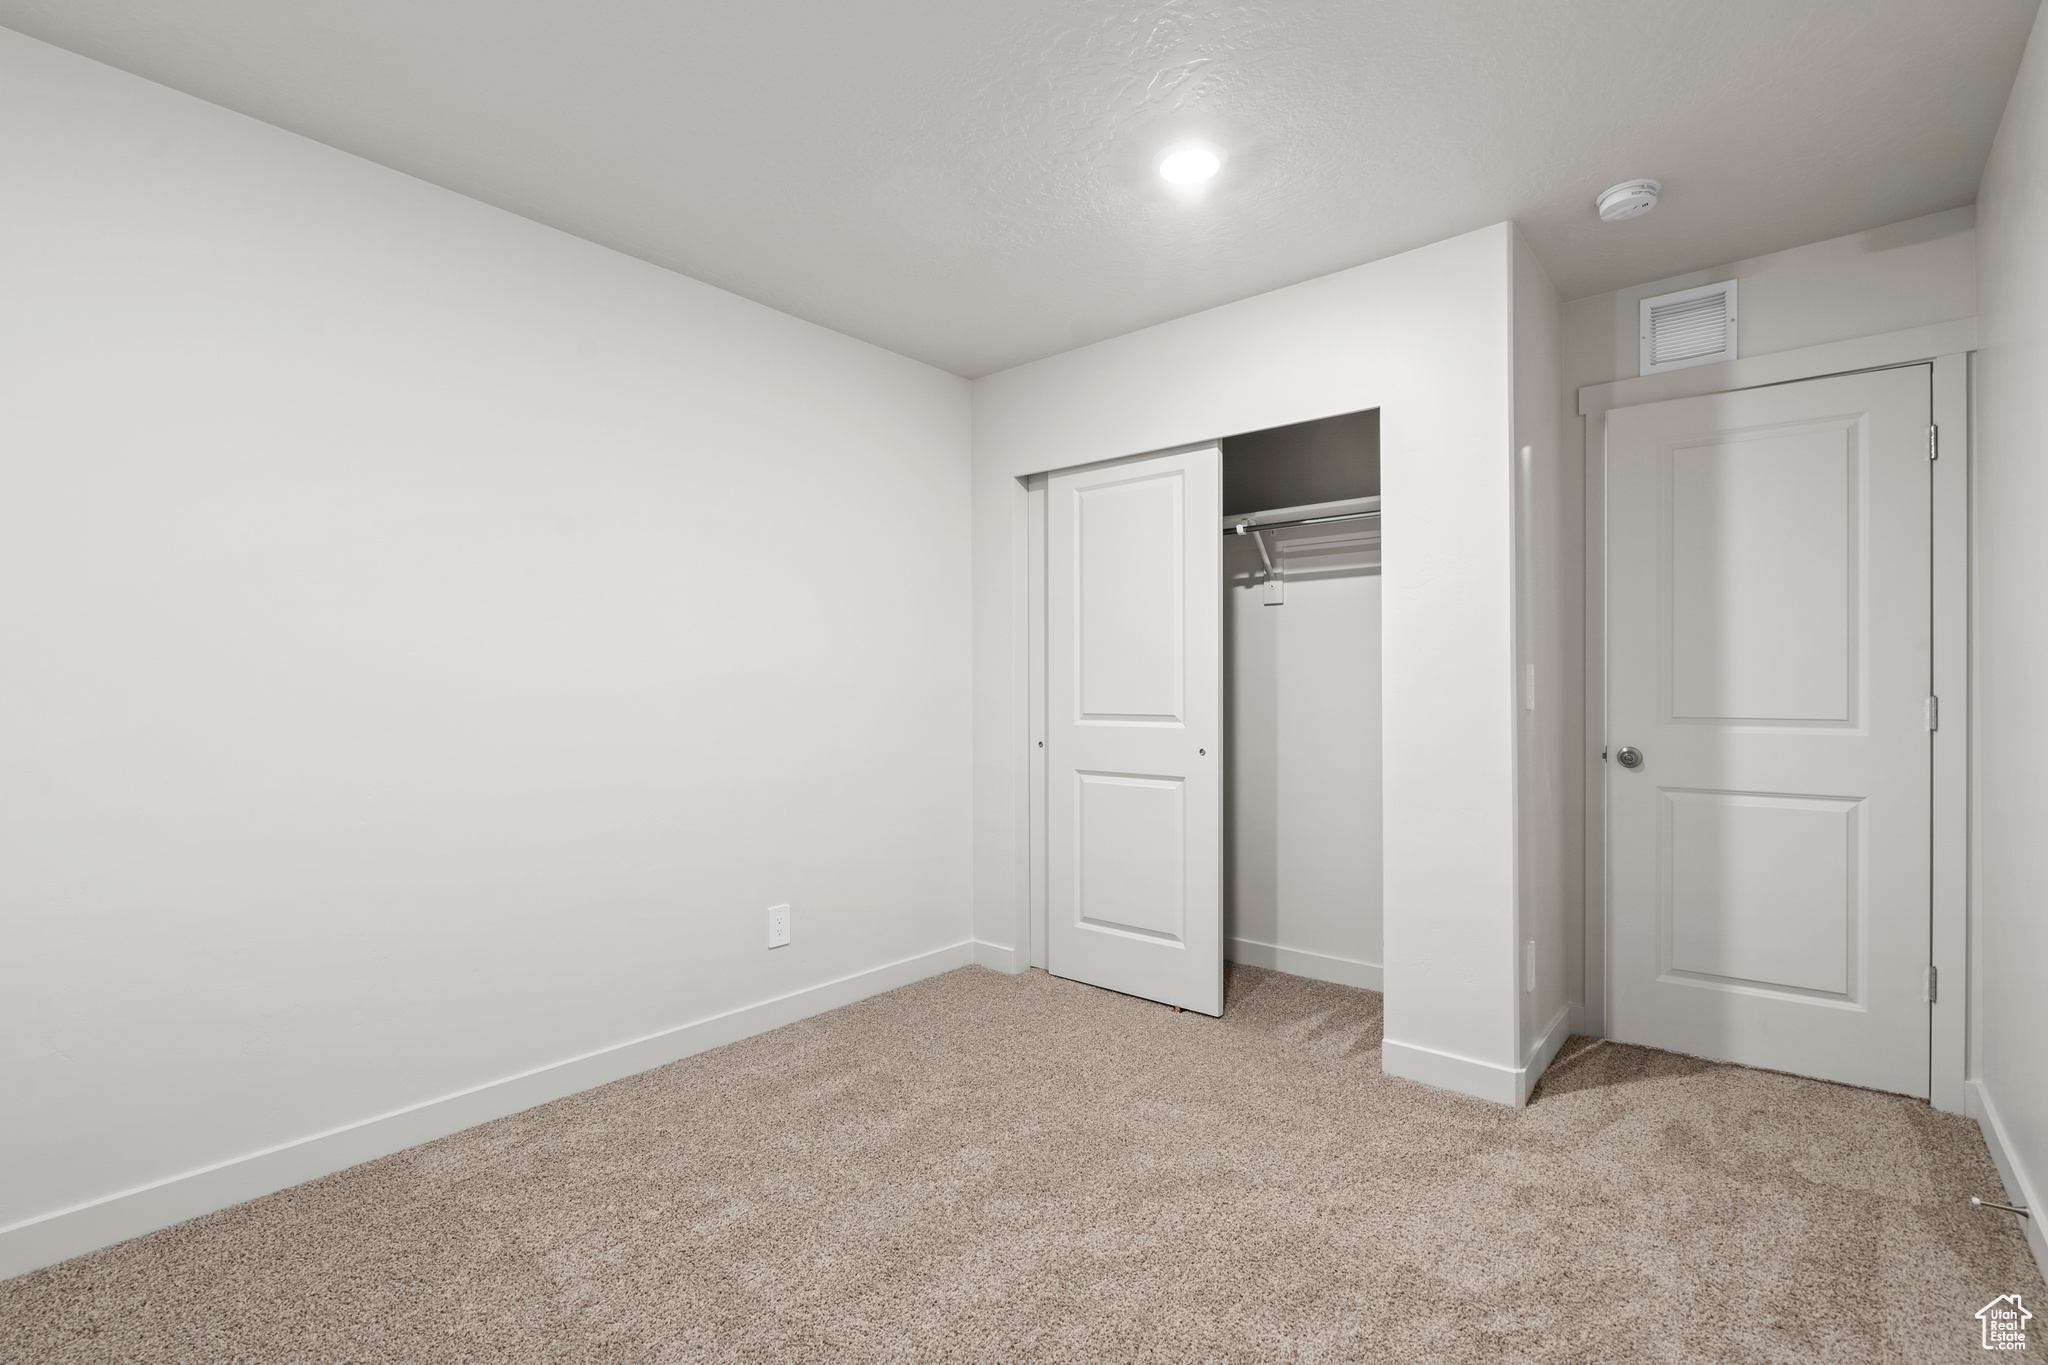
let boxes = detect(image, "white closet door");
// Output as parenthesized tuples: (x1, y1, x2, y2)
(1047, 445, 1223, 1015)
(1606, 365, 1932, 1096)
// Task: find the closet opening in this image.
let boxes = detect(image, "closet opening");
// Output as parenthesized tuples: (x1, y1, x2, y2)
(1223, 408, 1383, 993)
(1024, 408, 1382, 1013)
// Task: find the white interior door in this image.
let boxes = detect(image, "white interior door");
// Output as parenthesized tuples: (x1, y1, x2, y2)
(1607, 365, 1932, 1096)
(1047, 444, 1223, 1015)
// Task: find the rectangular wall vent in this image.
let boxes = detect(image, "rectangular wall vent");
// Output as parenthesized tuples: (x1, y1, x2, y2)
(1639, 280, 1737, 375)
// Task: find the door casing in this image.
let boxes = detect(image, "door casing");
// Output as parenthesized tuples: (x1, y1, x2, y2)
(1580, 320, 1974, 1113)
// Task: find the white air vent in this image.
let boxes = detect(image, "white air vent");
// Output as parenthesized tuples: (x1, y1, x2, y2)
(1639, 280, 1737, 375)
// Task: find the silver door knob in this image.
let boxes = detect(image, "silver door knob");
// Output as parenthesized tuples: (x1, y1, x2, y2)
(1616, 746, 1644, 770)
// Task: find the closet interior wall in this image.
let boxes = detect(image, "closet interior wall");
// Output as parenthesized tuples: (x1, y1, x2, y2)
(1223, 411, 1384, 991)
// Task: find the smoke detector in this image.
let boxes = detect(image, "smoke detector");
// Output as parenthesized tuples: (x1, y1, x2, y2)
(1596, 179, 1661, 222)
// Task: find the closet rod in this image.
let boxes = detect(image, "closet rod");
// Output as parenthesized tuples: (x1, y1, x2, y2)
(1226, 509, 1380, 536)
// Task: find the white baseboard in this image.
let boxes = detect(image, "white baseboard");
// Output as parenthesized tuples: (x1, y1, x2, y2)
(971, 939, 1022, 974)
(1382, 1037, 1519, 1106)
(0, 940, 974, 1282)
(1968, 1078, 2048, 1278)
(1228, 938, 1383, 992)
(1381, 1007, 1573, 1110)
(1519, 1005, 1575, 1106)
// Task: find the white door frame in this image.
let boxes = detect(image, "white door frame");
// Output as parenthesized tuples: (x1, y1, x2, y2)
(1579, 318, 1975, 1113)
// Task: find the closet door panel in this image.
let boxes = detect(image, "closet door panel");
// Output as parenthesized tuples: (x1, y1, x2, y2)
(1076, 773, 1185, 941)
(1046, 444, 1222, 1015)
(1075, 475, 1186, 722)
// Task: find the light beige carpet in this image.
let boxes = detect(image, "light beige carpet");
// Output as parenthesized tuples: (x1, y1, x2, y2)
(3, 965, 2040, 1363)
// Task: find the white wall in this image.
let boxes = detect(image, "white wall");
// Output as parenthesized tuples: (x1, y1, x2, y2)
(1511, 232, 1575, 1088)
(1563, 205, 1979, 396)
(1226, 538, 1383, 990)
(1971, 7, 2048, 1275)
(0, 31, 973, 1277)
(972, 224, 1530, 1103)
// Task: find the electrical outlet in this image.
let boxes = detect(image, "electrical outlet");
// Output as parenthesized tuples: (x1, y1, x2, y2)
(767, 904, 791, 949)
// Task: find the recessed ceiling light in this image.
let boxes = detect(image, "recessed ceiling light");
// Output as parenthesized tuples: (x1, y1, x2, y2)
(1158, 144, 1223, 185)
(1597, 179, 1661, 221)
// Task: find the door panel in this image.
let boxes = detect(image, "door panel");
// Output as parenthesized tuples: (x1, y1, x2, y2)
(1048, 445, 1222, 1015)
(1077, 477, 1186, 721)
(1662, 789, 1858, 995)
(1077, 773, 1186, 941)
(1669, 423, 1854, 722)
(1608, 366, 1930, 1096)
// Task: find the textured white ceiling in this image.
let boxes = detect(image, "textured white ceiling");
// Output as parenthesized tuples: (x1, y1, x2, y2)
(1, 1, 2035, 376)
